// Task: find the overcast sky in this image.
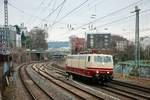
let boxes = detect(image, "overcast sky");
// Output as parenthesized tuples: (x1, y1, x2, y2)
(0, 0, 150, 41)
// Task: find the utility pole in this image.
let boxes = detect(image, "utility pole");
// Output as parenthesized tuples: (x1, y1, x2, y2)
(133, 6, 140, 75)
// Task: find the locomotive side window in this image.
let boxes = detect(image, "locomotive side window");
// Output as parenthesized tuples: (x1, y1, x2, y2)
(88, 56, 90, 62)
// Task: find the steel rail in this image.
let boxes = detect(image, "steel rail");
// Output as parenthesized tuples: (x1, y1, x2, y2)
(51, 63, 150, 100)
(33, 65, 105, 100)
(19, 64, 37, 100)
(19, 63, 53, 100)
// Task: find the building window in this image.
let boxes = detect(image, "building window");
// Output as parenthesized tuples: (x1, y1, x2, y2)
(105, 43, 108, 46)
(90, 35, 93, 39)
(104, 35, 108, 38)
(105, 39, 108, 42)
(90, 39, 94, 47)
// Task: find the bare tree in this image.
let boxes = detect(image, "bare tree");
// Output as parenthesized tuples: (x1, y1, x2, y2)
(29, 27, 48, 50)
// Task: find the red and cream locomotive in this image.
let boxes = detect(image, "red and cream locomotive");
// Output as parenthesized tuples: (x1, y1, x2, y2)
(66, 54, 113, 82)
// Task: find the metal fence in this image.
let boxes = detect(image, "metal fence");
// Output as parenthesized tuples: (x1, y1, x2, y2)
(114, 60, 150, 79)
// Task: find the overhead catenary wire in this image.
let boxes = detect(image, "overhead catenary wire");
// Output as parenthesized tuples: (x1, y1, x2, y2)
(99, 8, 150, 35)
(6, 0, 149, 41)
(26, 0, 48, 24)
(46, 0, 66, 31)
(44, 0, 66, 20)
(96, 15, 135, 28)
(74, 0, 105, 16)
(27, 0, 56, 25)
(40, 0, 54, 14)
(52, 0, 105, 22)
(51, 0, 58, 11)
(93, 0, 143, 23)
(93, 8, 150, 29)
(46, 0, 89, 36)
(37, 0, 66, 28)
(40, 0, 102, 28)
(8, 2, 48, 22)
(57, 8, 150, 37)
(35, 0, 46, 10)
(75, 0, 143, 30)
(43, 0, 149, 41)
(49, 0, 106, 39)
(51, 0, 67, 26)
(47, 0, 92, 41)
(52, 0, 89, 26)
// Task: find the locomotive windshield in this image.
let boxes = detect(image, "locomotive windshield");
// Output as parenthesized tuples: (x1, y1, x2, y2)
(94, 56, 112, 63)
(103, 56, 112, 63)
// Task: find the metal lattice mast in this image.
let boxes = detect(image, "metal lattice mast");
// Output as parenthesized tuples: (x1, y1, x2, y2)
(4, 0, 8, 27)
(4, 0, 10, 54)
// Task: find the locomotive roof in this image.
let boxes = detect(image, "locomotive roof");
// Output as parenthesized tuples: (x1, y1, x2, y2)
(68, 54, 112, 56)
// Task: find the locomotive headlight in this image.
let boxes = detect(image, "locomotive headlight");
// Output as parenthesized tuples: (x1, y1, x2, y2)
(107, 71, 110, 74)
(96, 70, 99, 73)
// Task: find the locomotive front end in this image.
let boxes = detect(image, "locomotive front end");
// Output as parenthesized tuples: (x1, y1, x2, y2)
(92, 55, 114, 82)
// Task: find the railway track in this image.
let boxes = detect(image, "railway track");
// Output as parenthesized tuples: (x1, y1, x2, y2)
(19, 63, 53, 100)
(46, 64, 66, 76)
(48, 63, 150, 100)
(111, 80, 150, 93)
(103, 80, 150, 99)
(33, 63, 117, 100)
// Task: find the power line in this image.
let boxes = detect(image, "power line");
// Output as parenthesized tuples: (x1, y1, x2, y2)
(52, 0, 89, 26)
(27, 0, 53, 25)
(93, 0, 142, 23)
(8, 2, 47, 22)
(40, 0, 54, 14)
(51, 0, 58, 11)
(75, 0, 105, 16)
(48, 0, 103, 38)
(44, 0, 66, 20)
(37, 0, 66, 28)
(96, 8, 150, 28)
(26, 0, 47, 23)
(75, 0, 143, 30)
(47, 0, 66, 30)
(36, 0, 46, 10)
(97, 15, 135, 28)
(51, 0, 66, 26)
